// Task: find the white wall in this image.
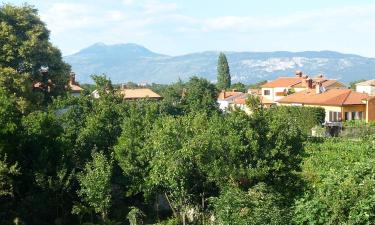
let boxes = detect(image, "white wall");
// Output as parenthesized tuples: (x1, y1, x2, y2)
(218, 100, 229, 111)
(356, 85, 375, 96)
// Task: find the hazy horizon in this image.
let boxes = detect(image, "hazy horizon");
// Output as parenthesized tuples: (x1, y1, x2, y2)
(10, 0, 375, 58)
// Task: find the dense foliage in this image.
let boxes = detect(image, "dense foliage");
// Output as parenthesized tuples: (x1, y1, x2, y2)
(1, 4, 374, 225)
(294, 138, 375, 224)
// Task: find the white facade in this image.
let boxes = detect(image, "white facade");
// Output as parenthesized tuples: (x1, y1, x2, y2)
(356, 85, 375, 96)
(262, 87, 290, 102)
(218, 100, 230, 111)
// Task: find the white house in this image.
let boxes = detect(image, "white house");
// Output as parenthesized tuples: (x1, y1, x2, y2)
(356, 79, 375, 96)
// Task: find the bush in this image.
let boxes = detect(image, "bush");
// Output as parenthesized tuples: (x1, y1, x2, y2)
(268, 106, 325, 135)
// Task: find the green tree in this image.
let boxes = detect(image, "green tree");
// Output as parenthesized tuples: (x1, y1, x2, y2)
(0, 155, 19, 197)
(216, 53, 231, 90)
(212, 184, 289, 225)
(0, 4, 71, 106)
(182, 76, 218, 113)
(294, 139, 375, 224)
(230, 82, 246, 92)
(77, 151, 113, 222)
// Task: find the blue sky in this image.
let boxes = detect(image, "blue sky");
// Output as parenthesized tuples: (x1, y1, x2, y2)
(9, 0, 375, 57)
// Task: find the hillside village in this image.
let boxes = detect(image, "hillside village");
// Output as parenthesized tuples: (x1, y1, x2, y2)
(3, 3, 375, 225)
(218, 71, 375, 124)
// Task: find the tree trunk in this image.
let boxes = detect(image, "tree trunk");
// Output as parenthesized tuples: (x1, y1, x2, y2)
(164, 193, 178, 218)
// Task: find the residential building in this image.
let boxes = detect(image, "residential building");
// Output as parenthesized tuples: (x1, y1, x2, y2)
(277, 85, 375, 123)
(261, 71, 346, 102)
(91, 87, 162, 100)
(119, 88, 162, 100)
(356, 79, 375, 96)
(217, 90, 245, 111)
(68, 72, 84, 97)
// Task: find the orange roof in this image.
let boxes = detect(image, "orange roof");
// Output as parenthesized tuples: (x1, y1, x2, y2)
(262, 77, 303, 88)
(120, 88, 162, 99)
(248, 88, 261, 95)
(278, 89, 369, 106)
(262, 76, 344, 89)
(218, 91, 243, 100)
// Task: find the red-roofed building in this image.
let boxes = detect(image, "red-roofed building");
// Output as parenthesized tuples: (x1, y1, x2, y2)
(277, 86, 375, 123)
(261, 71, 346, 102)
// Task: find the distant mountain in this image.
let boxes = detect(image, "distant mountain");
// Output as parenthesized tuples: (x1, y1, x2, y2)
(64, 43, 375, 84)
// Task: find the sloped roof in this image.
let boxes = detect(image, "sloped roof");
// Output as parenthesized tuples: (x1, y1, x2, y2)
(262, 76, 344, 89)
(262, 77, 303, 88)
(278, 89, 369, 106)
(218, 91, 244, 100)
(69, 83, 84, 93)
(356, 79, 375, 87)
(120, 88, 162, 99)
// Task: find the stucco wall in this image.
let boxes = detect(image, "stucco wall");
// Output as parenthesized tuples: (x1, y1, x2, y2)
(367, 98, 375, 122)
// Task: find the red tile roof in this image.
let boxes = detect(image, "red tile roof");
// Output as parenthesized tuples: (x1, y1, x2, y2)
(262, 76, 344, 89)
(278, 89, 369, 106)
(218, 91, 244, 100)
(262, 77, 303, 88)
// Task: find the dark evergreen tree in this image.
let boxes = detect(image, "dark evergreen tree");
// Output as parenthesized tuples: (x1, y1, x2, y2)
(216, 52, 231, 90)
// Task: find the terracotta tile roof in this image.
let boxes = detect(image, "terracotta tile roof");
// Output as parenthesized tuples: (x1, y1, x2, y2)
(262, 76, 344, 89)
(356, 79, 375, 86)
(278, 89, 369, 106)
(120, 88, 162, 99)
(218, 91, 244, 100)
(248, 88, 261, 95)
(262, 77, 303, 88)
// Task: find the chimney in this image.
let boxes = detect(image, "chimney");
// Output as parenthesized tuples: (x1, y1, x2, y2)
(295, 70, 303, 77)
(222, 90, 227, 98)
(69, 72, 76, 85)
(316, 82, 322, 94)
(307, 78, 313, 89)
(301, 75, 309, 87)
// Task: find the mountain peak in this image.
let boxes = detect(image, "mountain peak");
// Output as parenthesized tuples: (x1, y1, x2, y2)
(75, 42, 165, 58)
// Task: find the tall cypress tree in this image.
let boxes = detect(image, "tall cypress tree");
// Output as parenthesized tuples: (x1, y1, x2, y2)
(216, 52, 231, 90)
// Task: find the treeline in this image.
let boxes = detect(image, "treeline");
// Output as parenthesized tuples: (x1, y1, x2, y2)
(0, 71, 310, 224)
(2, 3, 375, 225)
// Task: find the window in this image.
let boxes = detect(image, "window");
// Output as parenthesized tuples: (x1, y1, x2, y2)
(358, 111, 363, 120)
(352, 112, 356, 120)
(263, 90, 270, 96)
(329, 111, 341, 122)
(345, 112, 351, 121)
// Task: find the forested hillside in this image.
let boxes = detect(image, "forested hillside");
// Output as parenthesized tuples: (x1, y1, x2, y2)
(1, 4, 375, 225)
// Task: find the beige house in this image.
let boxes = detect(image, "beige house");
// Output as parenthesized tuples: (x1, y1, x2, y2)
(277, 86, 375, 123)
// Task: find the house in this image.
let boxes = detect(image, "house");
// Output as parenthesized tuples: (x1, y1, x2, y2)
(92, 87, 162, 100)
(217, 90, 246, 111)
(356, 79, 375, 96)
(261, 71, 346, 102)
(277, 84, 375, 123)
(119, 88, 162, 100)
(68, 72, 84, 97)
(233, 94, 275, 114)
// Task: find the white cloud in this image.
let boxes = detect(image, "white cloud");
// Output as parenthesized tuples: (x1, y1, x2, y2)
(122, 0, 134, 5)
(36, 1, 375, 57)
(143, 0, 178, 14)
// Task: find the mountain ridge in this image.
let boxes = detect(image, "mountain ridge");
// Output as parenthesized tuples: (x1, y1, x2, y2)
(64, 43, 375, 84)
